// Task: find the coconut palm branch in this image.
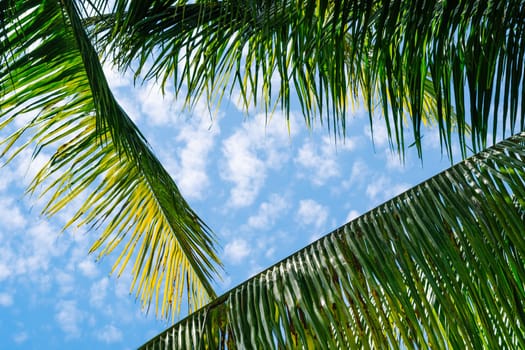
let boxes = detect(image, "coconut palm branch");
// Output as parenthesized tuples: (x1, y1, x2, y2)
(0, 0, 221, 319)
(140, 132, 525, 349)
(91, 0, 525, 158)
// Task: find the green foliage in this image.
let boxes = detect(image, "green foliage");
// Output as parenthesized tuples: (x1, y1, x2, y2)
(2, 1, 525, 346)
(140, 133, 525, 349)
(0, 0, 221, 319)
(93, 0, 525, 157)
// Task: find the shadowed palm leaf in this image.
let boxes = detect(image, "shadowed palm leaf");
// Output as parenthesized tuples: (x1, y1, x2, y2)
(0, 0, 220, 319)
(92, 0, 525, 157)
(2, 0, 525, 343)
(140, 133, 525, 349)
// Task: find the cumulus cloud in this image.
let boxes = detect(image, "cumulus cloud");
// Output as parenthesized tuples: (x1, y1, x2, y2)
(90, 277, 109, 308)
(11, 148, 51, 188)
(55, 300, 83, 338)
(18, 221, 66, 276)
(0, 262, 10, 281)
(224, 239, 251, 264)
(364, 117, 390, 149)
(345, 210, 360, 223)
(247, 194, 289, 229)
(13, 331, 28, 344)
(384, 149, 406, 171)
(96, 324, 123, 344)
(365, 176, 410, 203)
(78, 258, 98, 279)
(0, 292, 13, 306)
(138, 82, 177, 126)
(295, 136, 356, 185)
(220, 114, 297, 207)
(0, 198, 26, 229)
(343, 160, 369, 189)
(55, 271, 75, 295)
(171, 114, 220, 199)
(296, 199, 329, 230)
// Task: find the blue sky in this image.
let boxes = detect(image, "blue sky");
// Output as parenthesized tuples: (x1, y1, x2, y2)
(0, 65, 461, 349)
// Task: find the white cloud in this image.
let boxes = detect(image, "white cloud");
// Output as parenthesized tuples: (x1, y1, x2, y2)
(220, 114, 296, 207)
(103, 63, 133, 90)
(78, 258, 98, 278)
(296, 199, 329, 230)
(345, 210, 360, 223)
(13, 331, 28, 344)
(0, 262, 11, 281)
(55, 271, 75, 295)
(96, 324, 123, 344)
(247, 194, 289, 229)
(384, 149, 406, 171)
(365, 176, 410, 203)
(138, 82, 177, 126)
(0, 292, 13, 306)
(364, 118, 390, 149)
(295, 136, 356, 185)
(114, 273, 132, 299)
(172, 114, 220, 199)
(55, 300, 83, 338)
(343, 160, 369, 189)
(20, 221, 65, 275)
(11, 149, 51, 188)
(0, 198, 26, 229)
(229, 64, 282, 114)
(221, 135, 266, 207)
(224, 239, 251, 264)
(90, 277, 109, 308)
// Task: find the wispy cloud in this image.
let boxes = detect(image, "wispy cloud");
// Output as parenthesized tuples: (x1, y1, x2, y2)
(90, 277, 109, 308)
(223, 239, 251, 264)
(295, 136, 357, 185)
(366, 175, 410, 203)
(0, 292, 13, 306)
(247, 194, 289, 230)
(78, 258, 99, 279)
(138, 82, 177, 126)
(220, 113, 296, 207)
(96, 324, 123, 344)
(55, 300, 83, 338)
(0, 198, 26, 229)
(345, 209, 360, 223)
(12, 331, 28, 344)
(296, 199, 329, 231)
(172, 114, 220, 200)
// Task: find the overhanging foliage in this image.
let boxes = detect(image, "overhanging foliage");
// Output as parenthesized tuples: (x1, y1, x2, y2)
(93, 0, 525, 158)
(141, 133, 525, 349)
(0, 0, 221, 319)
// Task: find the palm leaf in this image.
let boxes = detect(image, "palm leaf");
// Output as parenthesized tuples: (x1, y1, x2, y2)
(140, 132, 525, 349)
(90, 0, 525, 158)
(0, 0, 220, 319)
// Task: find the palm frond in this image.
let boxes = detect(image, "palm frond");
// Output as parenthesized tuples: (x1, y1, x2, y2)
(0, 0, 221, 319)
(141, 132, 525, 349)
(91, 0, 525, 158)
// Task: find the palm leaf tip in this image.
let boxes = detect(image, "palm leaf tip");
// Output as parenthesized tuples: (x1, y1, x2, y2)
(90, 0, 525, 160)
(140, 133, 525, 349)
(0, 0, 222, 320)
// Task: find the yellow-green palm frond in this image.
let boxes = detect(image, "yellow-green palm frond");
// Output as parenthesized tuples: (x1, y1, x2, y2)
(0, 0, 221, 319)
(141, 132, 525, 349)
(91, 0, 525, 158)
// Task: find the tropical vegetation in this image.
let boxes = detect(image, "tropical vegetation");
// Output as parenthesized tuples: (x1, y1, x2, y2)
(1, 0, 524, 348)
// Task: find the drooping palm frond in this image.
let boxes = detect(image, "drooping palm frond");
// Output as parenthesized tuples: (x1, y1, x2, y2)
(141, 132, 525, 349)
(0, 0, 221, 319)
(90, 0, 525, 158)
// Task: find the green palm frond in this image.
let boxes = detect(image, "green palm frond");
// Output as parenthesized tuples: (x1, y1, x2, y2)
(0, 0, 220, 319)
(141, 132, 525, 349)
(91, 0, 525, 158)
